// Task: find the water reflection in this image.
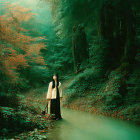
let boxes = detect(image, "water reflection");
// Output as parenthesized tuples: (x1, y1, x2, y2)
(47, 107, 140, 140)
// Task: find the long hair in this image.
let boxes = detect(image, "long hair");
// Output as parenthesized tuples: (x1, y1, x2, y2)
(52, 73, 59, 89)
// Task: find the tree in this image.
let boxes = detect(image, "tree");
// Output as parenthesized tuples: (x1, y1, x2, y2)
(0, 2, 46, 85)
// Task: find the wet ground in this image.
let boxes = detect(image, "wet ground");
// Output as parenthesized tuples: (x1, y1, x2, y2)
(46, 107, 140, 140)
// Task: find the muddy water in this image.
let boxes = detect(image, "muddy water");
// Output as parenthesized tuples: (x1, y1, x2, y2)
(47, 107, 140, 140)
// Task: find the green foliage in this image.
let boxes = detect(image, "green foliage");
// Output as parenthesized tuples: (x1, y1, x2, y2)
(126, 52, 140, 105)
(0, 0, 140, 132)
(0, 93, 19, 108)
(88, 36, 110, 73)
(119, 103, 140, 125)
(65, 67, 105, 100)
(0, 2, 48, 94)
(45, 42, 73, 75)
(0, 94, 49, 138)
(24, 66, 50, 87)
(65, 69, 123, 109)
(100, 71, 123, 110)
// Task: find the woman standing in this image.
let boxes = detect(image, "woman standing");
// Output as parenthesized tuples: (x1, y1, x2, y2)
(46, 73, 63, 120)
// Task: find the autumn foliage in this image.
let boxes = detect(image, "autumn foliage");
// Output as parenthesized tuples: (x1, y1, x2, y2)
(0, 2, 46, 83)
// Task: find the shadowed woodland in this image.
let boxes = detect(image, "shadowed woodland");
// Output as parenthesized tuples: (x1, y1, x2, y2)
(0, 0, 140, 139)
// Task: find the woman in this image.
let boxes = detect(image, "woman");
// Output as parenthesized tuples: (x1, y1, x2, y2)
(46, 73, 63, 120)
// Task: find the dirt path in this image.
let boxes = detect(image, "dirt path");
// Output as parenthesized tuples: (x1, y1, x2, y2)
(46, 107, 140, 140)
(22, 80, 140, 140)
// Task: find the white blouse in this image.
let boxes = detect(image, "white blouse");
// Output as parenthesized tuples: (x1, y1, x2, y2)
(46, 81, 63, 99)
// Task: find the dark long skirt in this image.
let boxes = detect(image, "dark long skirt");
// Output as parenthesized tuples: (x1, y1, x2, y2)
(50, 87, 62, 119)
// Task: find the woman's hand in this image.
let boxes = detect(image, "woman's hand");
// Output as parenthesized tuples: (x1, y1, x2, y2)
(60, 97, 63, 101)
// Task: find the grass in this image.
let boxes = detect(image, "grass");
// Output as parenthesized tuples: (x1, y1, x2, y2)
(62, 68, 140, 126)
(0, 88, 53, 139)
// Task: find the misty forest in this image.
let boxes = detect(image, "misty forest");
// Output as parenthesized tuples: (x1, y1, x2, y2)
(0, 0, 140, 139)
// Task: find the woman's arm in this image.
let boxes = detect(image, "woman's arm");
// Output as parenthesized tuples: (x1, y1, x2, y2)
(46, 82, 52, 100)
(59, 82, 63, 98)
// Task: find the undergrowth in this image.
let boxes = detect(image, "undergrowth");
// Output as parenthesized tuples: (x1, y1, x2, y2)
(63, 67, 140, 125)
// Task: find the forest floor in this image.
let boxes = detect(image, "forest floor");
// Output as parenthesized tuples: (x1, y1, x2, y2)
(15, 79, 140, 140)
(0, 75, 139, 139)
(61, 75, 140, 126)
(0, 87, 55, 139)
